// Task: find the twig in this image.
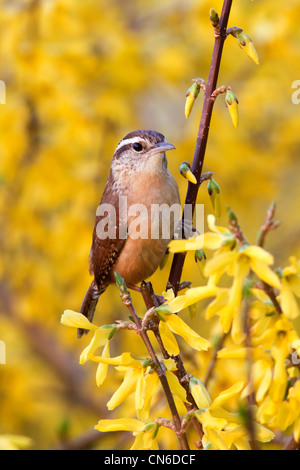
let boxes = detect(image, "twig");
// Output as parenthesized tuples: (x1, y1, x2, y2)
(117, 281, 190, 450)
(261, 282, 283, 315)
(257, 201, 281, 248)
(204, 333, 226, 387)
(167, 0, 233, 295)
(227, 206, 248, 246)
(140, 282, 204, 444)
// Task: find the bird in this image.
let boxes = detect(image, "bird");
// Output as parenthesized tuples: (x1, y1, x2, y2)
(78, 129, 180, 337)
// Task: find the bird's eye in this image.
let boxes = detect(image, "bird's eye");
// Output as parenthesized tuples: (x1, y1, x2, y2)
(133, 142, 143, 152)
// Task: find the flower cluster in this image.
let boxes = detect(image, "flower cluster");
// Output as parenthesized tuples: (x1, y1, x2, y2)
(61, 213, 300, 449)
(168, 215, 300, 445)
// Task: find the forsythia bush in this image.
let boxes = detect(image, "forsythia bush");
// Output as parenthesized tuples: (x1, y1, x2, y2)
(62, 209, 300, 450)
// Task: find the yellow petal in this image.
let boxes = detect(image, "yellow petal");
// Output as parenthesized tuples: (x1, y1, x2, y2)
(254, 423, 275, 443)
(130, 429, 158, 450)
(294, 418, 300, 443)
(219, 425, 247, 448)
(190, 378, 212, 409)
(95, 418, 145, 433)
(210, 382, 244, 410)
(89, 352, 138, 367)
(80, 328, 109, 364)
(162, 288, 175, 302)
(107, 368, 140, 410)
(164, 358, 178, 371)
(138, 373, 161, 421)
(185, 92, 196, 119)
(250, 288, 271, 303)
(186, 168, 197, 184)
(281, 279, 299, 319)
(206, 290, 229, 320)
(227, 98, 239, 128)
(165, 370, 187, 402)
(219, 256, 250, 333)
(135, 369, 146, 412)
(202, 233, 224, 250)
(270, 345, 288, 402)
(204, 251, 239, 277)
(243, 38, 259, 65)
(255, 364, 272, 403)
(288, 275, 300, 297)
(231, 304, 244, 345)
(207, 214, 229, 233)
(168, 235, 205, 253)
(217, 347, 248, 359)
(165, 286, 219, 314)
(243, 245, 274, 265)
(211, 407, 242, 425)
(159, 320, 180, 356)
(61, 310, 98, 331)
(250, 258, 281, 290)
(96, 340, 110, 387)
(196, 409, 227, 431)
(163, 313, 210, 351)
(234, 438, 251, 450)
(204, 427, 228, 450)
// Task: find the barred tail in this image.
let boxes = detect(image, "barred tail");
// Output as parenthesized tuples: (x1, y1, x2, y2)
(77, 281, 103, 338)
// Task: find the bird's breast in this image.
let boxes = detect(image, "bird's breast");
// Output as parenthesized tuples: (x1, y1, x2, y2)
(111, 170, 181, 285)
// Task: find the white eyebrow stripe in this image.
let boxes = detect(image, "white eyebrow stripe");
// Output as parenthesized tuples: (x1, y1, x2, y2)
(115, 137, 145, 153)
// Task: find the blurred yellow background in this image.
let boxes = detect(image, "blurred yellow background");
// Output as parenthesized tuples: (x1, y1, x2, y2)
(0, 0, 300, 449)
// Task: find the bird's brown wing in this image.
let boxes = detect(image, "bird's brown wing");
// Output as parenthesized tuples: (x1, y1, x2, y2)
(90, 174, 127, 289)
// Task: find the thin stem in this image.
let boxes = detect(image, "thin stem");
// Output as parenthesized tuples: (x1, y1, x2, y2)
(168, 0, 233, 294)
(119, 286, 189, 450)
(140, 282, 204, 443)
(204, 333, 226, 387)
(257, 201, 280, 248)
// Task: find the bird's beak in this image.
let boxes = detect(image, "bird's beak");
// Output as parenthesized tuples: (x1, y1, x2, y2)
(149, 142, 176, 156)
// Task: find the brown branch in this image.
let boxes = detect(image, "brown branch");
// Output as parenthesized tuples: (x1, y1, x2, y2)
(204, 333, 226, 387)
(257, 201, 281, 248)
(167, 0, 233, 295)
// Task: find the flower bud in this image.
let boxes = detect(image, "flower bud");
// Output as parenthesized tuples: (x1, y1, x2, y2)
(209, 8, 220, 29)
(143, 422, 159, 438)
(237, 32, 259, 65)
(141, 358, 151, 368)
(180, 161, 197, 184)
(185, 82, 200, 118)
(225, 90, 239, 128)
(107, 326, 117, 340)
(188, 303, 197, 321)
(226, 205, 238, 223)
(190, 377, 212, 409)
(207, 178, 222, 217)
(114, 271, 126, 289)
(195, 249, 207, 278)
(155, 305, 172, 321)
